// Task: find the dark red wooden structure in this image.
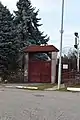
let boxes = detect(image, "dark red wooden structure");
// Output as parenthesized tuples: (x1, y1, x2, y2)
(28, 61, 51, 83)
(24, 45, 59, 83)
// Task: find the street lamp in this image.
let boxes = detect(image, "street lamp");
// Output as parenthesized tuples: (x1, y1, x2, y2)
(58, 0, 64, 89)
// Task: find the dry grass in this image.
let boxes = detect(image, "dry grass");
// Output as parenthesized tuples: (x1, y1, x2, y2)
(26, 83, 56, 90)
(37, 83, 56, 90)
(70, 84, 80, 88)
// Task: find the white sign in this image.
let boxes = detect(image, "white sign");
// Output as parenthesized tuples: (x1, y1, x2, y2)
(63, 64, 68, 69)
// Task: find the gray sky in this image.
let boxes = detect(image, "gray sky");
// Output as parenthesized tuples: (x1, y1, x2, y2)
(1, 0, 80, 49)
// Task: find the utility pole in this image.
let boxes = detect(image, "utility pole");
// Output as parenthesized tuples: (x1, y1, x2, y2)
(77, 37, 79, 72)
(74, 32, 79, 72)
(58, 0, 64, 89)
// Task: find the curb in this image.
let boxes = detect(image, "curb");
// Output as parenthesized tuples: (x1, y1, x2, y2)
(16, 86, 38, 90)
(3, 85, 65, 91)
(45, 88, 58, 91)
(4, 85, 57, 91)
(67, 87, 80, 92)
(4, 85, 38, 90)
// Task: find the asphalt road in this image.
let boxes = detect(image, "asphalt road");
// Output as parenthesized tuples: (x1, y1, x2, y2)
(0, 88, 80, 120)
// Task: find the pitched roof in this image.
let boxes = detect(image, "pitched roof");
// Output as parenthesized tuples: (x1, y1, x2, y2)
(24, 45, 59, 53)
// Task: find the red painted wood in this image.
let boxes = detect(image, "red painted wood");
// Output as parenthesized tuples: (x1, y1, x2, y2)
(28, 61, 51, 83)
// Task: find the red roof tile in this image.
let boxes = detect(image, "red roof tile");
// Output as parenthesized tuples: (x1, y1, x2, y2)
(24, 45, 59, 53)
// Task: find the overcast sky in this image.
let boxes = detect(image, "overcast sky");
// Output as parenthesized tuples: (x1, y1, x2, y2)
(1, 0, 80, 50)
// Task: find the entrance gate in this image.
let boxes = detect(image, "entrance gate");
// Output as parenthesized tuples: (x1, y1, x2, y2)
(28, 61, 51, 83)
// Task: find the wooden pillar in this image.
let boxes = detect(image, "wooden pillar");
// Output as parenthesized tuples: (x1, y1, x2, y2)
(24, 53, 29, 82)
(51, 52, 57, 83)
